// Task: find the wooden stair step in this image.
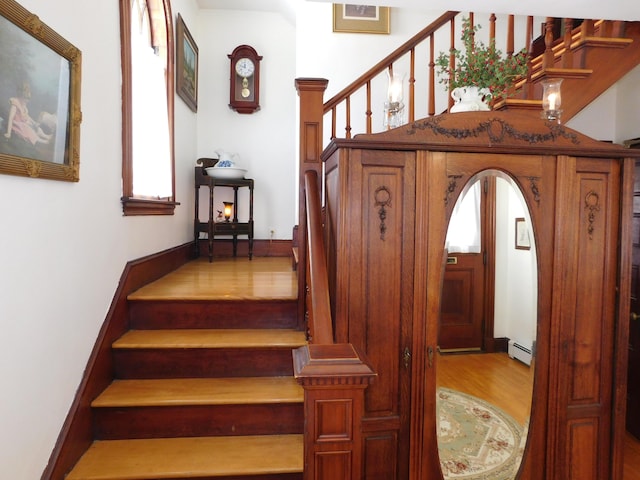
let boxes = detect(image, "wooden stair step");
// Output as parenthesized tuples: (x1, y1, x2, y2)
(92, 377, 303, 407)
(66, 434, 303, 479)
(128, 299, 300, 330)
(113, 328, 307, 349)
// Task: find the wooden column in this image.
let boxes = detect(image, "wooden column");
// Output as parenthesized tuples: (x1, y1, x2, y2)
(293, 344, 376, 480)
(295, 78, 328, 329)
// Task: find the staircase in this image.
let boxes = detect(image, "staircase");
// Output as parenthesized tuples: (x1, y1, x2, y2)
(65, 259, 307, 480)
(505, 19, 640, 119)
(319, 13, 640, 143)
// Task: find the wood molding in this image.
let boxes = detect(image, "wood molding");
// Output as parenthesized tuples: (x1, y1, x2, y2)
(41, 243, 192, 480)
(194, 238, 293, 258)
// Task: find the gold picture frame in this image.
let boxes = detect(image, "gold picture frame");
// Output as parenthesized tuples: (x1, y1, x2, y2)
(0, 0, 82, 182)
(333, 4, 390, 34)
(176, 13, 198, 113)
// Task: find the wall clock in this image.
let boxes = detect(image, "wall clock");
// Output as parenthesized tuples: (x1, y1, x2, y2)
(228, 45, 262, 114)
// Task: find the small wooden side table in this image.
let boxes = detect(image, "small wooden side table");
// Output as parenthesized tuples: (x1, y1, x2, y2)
(194, 160, 254, 262)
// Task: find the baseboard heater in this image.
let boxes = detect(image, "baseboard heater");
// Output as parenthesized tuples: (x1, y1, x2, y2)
(508, 340, 533, 366)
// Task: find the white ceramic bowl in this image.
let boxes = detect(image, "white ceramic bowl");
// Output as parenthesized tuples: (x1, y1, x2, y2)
(205, 167, 247, 179)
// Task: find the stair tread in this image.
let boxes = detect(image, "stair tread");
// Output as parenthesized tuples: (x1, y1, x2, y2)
(92, 376, 303, 407)
(66, 434, 303, 479)
(113, 328, 307, 349)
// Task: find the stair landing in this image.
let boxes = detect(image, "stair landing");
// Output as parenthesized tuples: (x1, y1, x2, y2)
(128, 257, 297, 301)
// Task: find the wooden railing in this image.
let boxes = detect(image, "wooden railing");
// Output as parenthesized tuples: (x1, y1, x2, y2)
(321, 12, 629, 144)
(323, 11, 536, 141)
(303, 170, 333, 344)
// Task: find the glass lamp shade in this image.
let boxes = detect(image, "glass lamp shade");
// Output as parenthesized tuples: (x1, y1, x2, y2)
(383, 71, 406, 130)
(223, 202, 234, 221)
(541, 78, 563, 123)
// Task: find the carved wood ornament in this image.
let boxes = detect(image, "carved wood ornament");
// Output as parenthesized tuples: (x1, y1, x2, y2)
(374, 186, 392, 240)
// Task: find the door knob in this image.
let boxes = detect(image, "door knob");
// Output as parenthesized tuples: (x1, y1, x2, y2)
(632, 312, 640, 321)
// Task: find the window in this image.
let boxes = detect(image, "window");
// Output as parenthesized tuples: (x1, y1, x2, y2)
(120, 0, 177, 215)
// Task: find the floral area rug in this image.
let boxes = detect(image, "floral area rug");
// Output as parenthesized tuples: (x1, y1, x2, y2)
(437, 388, 526, 480)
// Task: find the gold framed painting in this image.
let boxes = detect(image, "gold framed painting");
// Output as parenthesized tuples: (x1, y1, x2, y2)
(176, 13, 198, 113)
(333, 4, 390, 34)
(0, 0, 82, 182)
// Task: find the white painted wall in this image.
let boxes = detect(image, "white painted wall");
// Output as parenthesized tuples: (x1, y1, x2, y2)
(195, 9, 296, 240)
(0, 1, 198, 478)
(0, 2, 634, 478)
(494, 178, 537, 349)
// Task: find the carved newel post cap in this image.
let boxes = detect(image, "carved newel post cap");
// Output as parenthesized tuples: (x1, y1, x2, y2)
(293, 343, 376, 387)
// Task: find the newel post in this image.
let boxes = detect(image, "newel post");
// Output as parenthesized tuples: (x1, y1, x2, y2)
(295, 78, 328, 327)
(293, 344, 376, 480)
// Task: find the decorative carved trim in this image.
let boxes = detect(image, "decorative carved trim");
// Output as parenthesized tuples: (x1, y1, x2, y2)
(526, 176, 541, 205)
(585, 190, 600, 239)
(444, 175, 463, 205)
(374, 186, 392, 240)
(407, 117, 580, 145)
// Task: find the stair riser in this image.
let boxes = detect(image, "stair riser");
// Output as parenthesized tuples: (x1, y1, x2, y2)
(93, 404, 303, 440)
(129, 300, 298, 329)
(114, 348, 296, 378)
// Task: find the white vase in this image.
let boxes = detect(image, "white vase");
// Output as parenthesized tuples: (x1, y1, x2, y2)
(450, 86, 491, 113)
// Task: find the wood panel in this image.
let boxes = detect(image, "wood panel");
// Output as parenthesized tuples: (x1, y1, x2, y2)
(553, 157, 620, 480)
(322, 112, 637, 480)
(328, 148, 416, 480)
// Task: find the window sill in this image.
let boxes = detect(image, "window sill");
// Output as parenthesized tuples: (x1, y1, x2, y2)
(121, 197, 180, 216)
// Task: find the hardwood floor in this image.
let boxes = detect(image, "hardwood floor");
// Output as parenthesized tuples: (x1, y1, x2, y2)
(437, 351, 534, 426)
(128, 256, 297, 301)
(437, 351, 640, 478)
(127, 256, 640, 479)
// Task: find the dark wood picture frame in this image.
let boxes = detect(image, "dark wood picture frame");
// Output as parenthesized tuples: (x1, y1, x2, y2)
(515, 217, 531, 250)
(333, 4, 390, 34)
(0, 0, 82, 182)
(176, 13, 198, 112)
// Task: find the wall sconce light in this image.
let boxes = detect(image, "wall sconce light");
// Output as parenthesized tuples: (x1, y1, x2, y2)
(383, 70, 406, 130)
(223, 202, 234, 222)
(541, 78, 563, 123)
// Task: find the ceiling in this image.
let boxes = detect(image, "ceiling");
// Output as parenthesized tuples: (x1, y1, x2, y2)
(196, 0, 640, 22)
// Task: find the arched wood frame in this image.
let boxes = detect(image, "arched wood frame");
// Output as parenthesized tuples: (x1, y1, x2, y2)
(119, 0, 177, 215)
(418, 151, 553, 479)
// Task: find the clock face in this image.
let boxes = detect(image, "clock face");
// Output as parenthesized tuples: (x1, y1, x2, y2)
(235, 58, 255, 78)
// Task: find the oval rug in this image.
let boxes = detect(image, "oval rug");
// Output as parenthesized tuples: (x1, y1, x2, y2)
(437, 388, 525, 479)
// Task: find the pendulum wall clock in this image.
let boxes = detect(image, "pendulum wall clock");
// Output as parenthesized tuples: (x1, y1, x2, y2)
(228, 44, 262, 114)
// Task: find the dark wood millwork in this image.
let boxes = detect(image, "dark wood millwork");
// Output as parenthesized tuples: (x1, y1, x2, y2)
(319, 111, 638, 480)
(627, 159, 640, 440)
(293, 344, 376, 480)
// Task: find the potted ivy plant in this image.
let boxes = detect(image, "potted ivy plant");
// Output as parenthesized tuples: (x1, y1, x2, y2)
(436, 17, 529, 111)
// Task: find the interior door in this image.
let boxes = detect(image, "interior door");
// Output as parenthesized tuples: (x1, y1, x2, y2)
(627, 159, 640, 439)
(439, 178, 491, 351)
(439, 253, 485, 350)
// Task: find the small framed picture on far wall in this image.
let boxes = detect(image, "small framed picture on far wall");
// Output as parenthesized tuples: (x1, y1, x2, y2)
(515, 217, 531, 250)
(332, 4, 390, 34)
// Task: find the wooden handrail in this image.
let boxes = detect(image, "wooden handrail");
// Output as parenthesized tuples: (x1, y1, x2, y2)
(304, 170, 333, 345)
(323, 10, 459, 114)
(321, 11, 541, 140)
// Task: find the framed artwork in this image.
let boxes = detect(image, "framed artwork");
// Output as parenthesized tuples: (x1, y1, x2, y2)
(176, 13, 198, 112)
(515, 217, 531, 250)
(333, 4, 390, 34)
(0, 0, 82, 182)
